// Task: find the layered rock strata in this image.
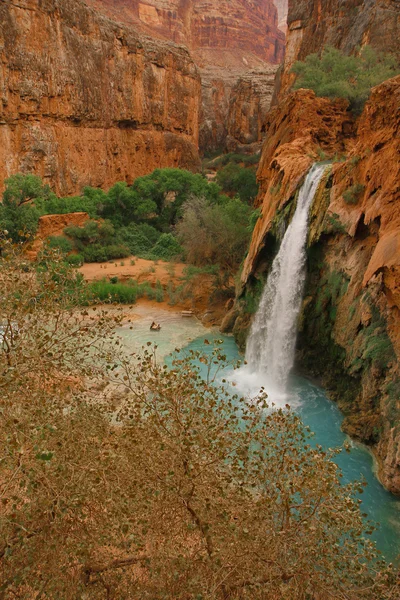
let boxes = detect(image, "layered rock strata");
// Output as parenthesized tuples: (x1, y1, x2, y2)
(226, 66, 279, 153)
(232, 77, 400, 493)
(279, 0, 400, 96)
(0, 0, 201, 196)
(86, 0, 286, 152)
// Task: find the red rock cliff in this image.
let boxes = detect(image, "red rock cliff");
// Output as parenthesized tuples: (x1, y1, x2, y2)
(86, 0, 286, 151)
(0, 0, 201, 196)
(239, 76, 400, 493)
(279, 0, 400, 95)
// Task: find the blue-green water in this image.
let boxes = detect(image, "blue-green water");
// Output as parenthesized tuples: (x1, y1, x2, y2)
(173, 333, 400, 563)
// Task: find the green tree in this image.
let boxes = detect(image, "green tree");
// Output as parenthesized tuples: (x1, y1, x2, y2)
(176, 195, 254, 275)
(292, 46, 400, 113)
(100, 181, 157, 226)
(216, 164, 259, 203)
(132, 168, 222, 228)
(0, 174, 53, 242)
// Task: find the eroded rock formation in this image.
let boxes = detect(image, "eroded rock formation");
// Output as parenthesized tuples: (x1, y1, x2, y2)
(226, 66, 279, 153)
(0, 0, 201, 196)
(234, 76, 400, 493)
(279, 0, 400, 95)
(87, 0, 286, 151)
(274, 0, 288, 32)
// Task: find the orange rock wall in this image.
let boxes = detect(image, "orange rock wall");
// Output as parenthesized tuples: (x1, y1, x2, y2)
(0, 0, 201, 196)
(239, 76, 400, 493)
(226, 66, 279, 153)
(86, 0, 285, 64)
(86, 0, 286, 151)
(280, 0, 400, 95)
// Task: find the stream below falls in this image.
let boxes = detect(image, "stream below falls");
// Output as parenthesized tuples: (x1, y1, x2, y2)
(175, 333, 400, 563)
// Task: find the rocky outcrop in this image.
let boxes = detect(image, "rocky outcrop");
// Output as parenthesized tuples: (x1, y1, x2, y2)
(279, 0, 400, 96)
(234, 76, 400, 494)
(0, 0, 201, 196)
(87, 0, 286, 152)
(240, 88, 354, 283)
(26, 212, 90, 259)
(226, 66, 278, 153)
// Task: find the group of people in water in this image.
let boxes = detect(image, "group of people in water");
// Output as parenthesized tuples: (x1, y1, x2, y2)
(150, 321, 161, 331)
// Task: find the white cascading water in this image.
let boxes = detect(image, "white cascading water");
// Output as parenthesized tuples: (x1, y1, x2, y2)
(238, 164, 327, 402)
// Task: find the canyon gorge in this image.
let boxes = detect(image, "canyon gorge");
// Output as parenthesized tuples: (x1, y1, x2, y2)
(2, 0, 400, 593)
(221, 0, 400, 493)
(0, 0, 399, 496)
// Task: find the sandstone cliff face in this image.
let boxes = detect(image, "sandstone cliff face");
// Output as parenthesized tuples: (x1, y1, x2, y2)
(87, 0, 285, 64)
(87, 0, 286, 151)
(274, 0, 288, 32)
(240, 89, 354, 283)
(226, 66, 279, 153)
(234, 77, 400, 493)
(0, 0, 201, 196)
(280, 0, 400, 95)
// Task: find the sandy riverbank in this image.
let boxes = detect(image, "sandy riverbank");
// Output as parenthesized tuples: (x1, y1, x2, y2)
(79, 256, 230, 325)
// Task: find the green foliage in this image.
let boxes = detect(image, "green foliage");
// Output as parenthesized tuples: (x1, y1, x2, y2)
(204, 152, 260, 168)
(0, 174, 50, 242)
(99, 181, 157, 226)
(292, 45, 400, 113)
(64, 220, 130, 262)
(155, 280, 164, 302)
(82, 244, 131, 263)
(65, 253, 84, 267)
(47, 236, 73, 254)
(2, 173, 52, 206)
(324, 212, 347, 234)
(39, 188, 104, 218)
(343, 183, 365, 205)
(144, 233, 183, 261)
(131, 168, 221, 229)
(216, 163, 259, 203)
(119, 223, 161, 255)
(177, 196, 254, 275)
(356, 303, 395, 371)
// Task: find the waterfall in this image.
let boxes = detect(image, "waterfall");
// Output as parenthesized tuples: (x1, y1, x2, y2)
(244, 164, 327, 397)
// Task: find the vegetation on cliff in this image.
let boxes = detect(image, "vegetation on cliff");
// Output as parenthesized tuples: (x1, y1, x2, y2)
(1, 245, 399, 598)
(292, 46, 400, 112)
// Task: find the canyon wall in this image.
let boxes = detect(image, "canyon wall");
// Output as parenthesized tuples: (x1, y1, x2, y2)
(279, 0, 400, 95)
(226, 66, 279, 153)
(0, 0, 201, 196)
(230, 76, 400, 493)
(274, 0, 288, 32)
(87, 0, 286, 151)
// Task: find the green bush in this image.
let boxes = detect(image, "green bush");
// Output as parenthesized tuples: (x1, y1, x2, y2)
(82, 244, 130, 263)
(47, 236, 73, 254)
(145, 233, 183, 261)
(119, 223, 160, 255)
(292, 46, 400, 113)
(66, 254, 84, 267)
(216, 164, 259, 203)
(343, 184, 365, 205)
